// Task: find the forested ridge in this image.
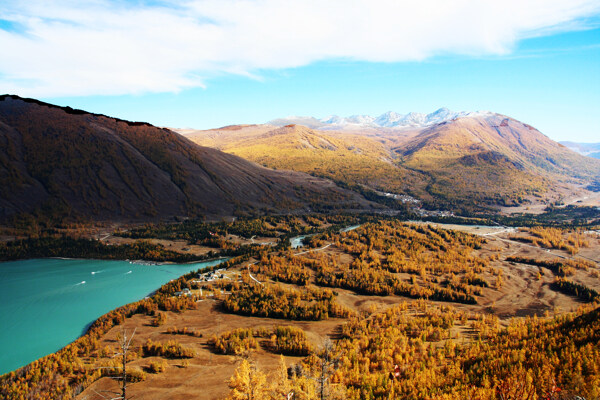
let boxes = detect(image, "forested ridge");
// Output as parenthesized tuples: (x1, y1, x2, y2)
(0, 236, 209, 262)
(247, 221, 495, 305)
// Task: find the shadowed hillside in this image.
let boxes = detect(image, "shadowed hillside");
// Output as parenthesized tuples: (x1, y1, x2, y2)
(0, 95, 370, 223)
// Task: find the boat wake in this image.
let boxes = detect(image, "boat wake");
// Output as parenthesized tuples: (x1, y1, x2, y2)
(125, 271, 132, 275)
(75, 281, 86, 285)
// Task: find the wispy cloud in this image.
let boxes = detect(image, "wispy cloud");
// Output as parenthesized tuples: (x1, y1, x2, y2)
(1, 0, 599, 97)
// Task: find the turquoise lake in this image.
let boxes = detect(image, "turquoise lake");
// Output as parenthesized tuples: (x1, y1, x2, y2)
(0, 257, 226, 375)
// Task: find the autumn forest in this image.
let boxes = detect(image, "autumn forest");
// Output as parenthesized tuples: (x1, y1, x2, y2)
(1, 214, 599, 400)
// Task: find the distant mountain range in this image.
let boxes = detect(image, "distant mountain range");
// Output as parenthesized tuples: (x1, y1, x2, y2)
(186, 112, 600, 211)
(0, 95, 370, 223)
(560, 141, 600, 159)
(269, 108, 492, 130)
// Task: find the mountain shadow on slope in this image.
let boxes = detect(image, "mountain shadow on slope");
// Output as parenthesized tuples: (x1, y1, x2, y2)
(0, 95, 371, 224)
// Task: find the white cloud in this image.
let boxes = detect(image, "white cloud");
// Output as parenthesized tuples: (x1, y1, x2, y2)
(0, 0, 599, 97)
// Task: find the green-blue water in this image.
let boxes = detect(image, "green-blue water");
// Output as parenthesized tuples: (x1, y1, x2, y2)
(0, 258, 226, 375)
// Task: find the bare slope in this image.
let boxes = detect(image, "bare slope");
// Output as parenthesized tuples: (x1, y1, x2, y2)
(0, 95, 369, 222)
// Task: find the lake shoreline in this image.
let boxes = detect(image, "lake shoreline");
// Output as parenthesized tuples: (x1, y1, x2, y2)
(0, 257, 229, 375)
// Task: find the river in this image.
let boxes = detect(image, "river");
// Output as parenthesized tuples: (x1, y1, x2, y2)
(290, 224, 361, 248)
(0, 257, 226, 375)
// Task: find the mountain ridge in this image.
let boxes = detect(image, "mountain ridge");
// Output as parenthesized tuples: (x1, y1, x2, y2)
(0, 95, 371, 224)
(185, 113, 600, 211)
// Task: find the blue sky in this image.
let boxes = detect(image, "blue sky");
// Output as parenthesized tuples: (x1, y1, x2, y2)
(1, 1, 599, 141)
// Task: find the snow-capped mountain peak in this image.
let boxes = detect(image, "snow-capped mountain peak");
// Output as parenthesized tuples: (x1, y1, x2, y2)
(346, 114, 375, 125)
(269, 109, 492, 130)
(374, 111, 404, 127)
(321, 115, 345, 125)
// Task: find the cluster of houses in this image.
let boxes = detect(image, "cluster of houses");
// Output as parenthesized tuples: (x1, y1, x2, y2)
(415, 209, 455, 217)
(174, 288, 192, 297)
(174, 268, 240, 298)
(375, 190, 422, 204)
(172, 268, 234, 297)
(196, 268, 227, 282)
(374, 190, 455, 217)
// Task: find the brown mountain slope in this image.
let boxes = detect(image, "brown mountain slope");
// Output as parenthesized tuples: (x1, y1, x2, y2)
(183, 114, 600, 211)
(0, 95, 370, 223)
(394, 114, 600, 206)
